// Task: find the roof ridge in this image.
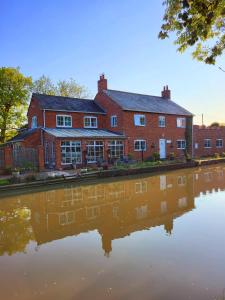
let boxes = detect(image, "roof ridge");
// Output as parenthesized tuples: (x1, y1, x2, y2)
(32, 93, 94, 101)
(104, 89, 166, 100)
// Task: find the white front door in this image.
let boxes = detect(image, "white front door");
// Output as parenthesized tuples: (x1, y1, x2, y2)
(159, 139, 166, 159)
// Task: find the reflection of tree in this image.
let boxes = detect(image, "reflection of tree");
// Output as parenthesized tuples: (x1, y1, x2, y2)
(0, 208, 34, 256)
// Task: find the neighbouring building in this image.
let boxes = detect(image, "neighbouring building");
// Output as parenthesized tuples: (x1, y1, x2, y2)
(193, 125, 225, 158)
(1, 74, 224, 171)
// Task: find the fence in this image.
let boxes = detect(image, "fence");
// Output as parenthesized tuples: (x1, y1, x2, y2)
(0, 148, 4, 169)
(12, 148, 38, 169)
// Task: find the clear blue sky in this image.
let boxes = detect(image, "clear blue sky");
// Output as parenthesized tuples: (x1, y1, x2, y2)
(1, 0, 224, 125)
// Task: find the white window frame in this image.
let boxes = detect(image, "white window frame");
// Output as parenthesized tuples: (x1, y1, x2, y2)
(86, 140, 104, 163)
(108, 140, 124, 158)
(177, 140, 186, 149)
(216, 139, 223, 148)
(31, 116, 37, 128)
(204, 139, 211, 148)
(134, 114, 146, 126)
(56, 115, 72, 127)
(158, 115, 166, 127)
(61, 141, 82, 165)
(134, 140, 147, 151)
(111, 115, 118, 127)
(84, 116, 98, 128)
(177, 117, 186, 128)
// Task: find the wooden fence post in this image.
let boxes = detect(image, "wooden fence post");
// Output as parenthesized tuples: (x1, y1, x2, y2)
(37, 145, 45, 171)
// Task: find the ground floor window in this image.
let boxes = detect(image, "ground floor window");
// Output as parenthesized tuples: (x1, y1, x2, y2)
(216, 139, 223, 148)
(204, 139, 211, 148)
(134, 140, 146, 151)
(176, 140, 186, 149)
(108, 140, 124, 159)
(86, 140, 104, 163)
(61, 141, 82, 164)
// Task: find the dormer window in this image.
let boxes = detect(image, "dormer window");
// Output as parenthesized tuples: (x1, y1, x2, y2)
(84, 116, 97, 128)
(31, 116, 37, 128)
(56, 115, 72, 127)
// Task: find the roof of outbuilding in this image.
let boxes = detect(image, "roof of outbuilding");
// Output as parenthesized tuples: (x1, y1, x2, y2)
(103, 89, 193, 116)
(43, 128, 125, 138)
(6, 128, 39, 143)
(32, 93, 105, 114)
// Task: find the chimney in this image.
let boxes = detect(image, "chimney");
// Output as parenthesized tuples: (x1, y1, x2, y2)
(161, 85, 171, 99)
(98, 73, 107, 93)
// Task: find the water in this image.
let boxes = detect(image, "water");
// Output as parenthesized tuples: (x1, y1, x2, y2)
(0, 165, 225, 300)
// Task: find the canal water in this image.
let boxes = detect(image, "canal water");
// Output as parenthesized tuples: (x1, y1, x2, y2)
(0, 165, 225, 300)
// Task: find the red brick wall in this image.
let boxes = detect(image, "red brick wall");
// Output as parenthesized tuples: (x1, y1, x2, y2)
(22, 128, 42, 147)
(123, 111, 189, 159)
(94, 92, 124, 134)
(193, 125, 225, 157)
(27, 97, 43, 129)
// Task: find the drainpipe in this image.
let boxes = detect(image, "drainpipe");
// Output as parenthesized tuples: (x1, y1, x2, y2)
(43, 109, 46, 128)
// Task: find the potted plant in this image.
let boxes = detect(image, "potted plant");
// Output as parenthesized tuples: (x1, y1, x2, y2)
(169, 152, 175, 161)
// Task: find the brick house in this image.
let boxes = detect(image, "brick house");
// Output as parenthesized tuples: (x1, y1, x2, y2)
(95, 75, 193, 161)
(5, 74, 196, 170)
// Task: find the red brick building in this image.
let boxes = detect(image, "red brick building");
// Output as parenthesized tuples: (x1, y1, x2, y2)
(6, 74, 224, 170)
(193, 125, 225, 157)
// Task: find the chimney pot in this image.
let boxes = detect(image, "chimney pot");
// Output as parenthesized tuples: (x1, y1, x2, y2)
(98, 73, 107, 93)
(161, 85, 171, 99)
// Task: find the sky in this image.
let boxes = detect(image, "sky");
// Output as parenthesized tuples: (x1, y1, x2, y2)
(1, 0, 224, 125)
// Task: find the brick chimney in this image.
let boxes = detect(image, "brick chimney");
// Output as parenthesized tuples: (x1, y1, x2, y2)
(161, 85, 171, 99)
(98, 74, 107, 93)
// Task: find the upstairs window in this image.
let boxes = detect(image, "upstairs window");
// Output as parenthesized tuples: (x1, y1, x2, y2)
(111, 115, 117, 127)
(31, 116, 37, 128)
(177, 140, 186, 149)
(158, 116, 166, 127)
(216, 139, 223, 148)
(56, 115, 72, 127)
(134, 140, 146, 151)
(134, 114, 146, 126)
(177, 117, 186, 128)
(204, 139, 211, 148)
(84, 116, 97, 128)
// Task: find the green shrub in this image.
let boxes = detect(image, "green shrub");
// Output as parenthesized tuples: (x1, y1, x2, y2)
(0, 179, 10, 186)
(221, 152, 225, 158)
(152, 152, 160, 161)
(214, 153, 220, 159)
(128, 153, 134, 160)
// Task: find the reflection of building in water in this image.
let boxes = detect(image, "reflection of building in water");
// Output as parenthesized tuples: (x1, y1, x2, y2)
(0, 165, 225, 256)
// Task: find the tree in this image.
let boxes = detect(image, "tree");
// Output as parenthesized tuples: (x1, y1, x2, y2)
(31, 75, 56, 95)
(32, 76, 89, 98)
(159, 0, 225, 64)
(0, 67, 32, 143)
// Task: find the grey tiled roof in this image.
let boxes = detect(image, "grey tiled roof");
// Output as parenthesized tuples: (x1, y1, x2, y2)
(103, 89, 193, 116)
(43, 128, 125, 138)
(32, 93, 105, 114)
(7, 128, 39, 143)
